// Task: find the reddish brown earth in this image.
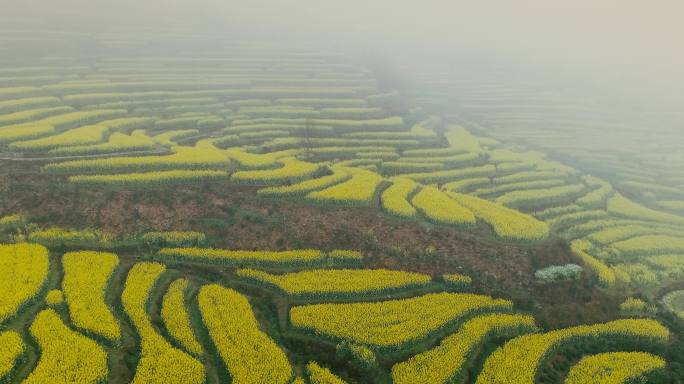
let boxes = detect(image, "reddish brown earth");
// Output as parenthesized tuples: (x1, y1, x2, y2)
(0, 162, 620, 328)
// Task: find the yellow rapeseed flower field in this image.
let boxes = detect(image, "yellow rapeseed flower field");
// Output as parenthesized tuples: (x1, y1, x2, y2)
(411, 187, 476, 226)
(141, 231, 206, 247)
(392, 313, 536, 384)
(157, 247, 348, 267)
(476, 318, 669, 384)
(0, 331, 24, 379)
(236, 268, 431, 297)
(198, 284, 293, 384)
(45, 140, 230, 173)
(10, 124, 110, 151)
(612, 235, 684, 256)
(306, 166, 383, 206)
(161, 279, 203, 356)
(257, 168, 351, 197)
(0, 243, 49, 323)
(570, 240, 616, 286)
(122, 262, 205, 384)
(564, 352, 666, 384)
(449, 192, 549, 241)
(62, 251, 120, 342)
(442, 273, 473, 287)
(69, 169, 229, 186)
(306, 361, 348, 384)
(44, 289, 64, 306)
(381, 177, 418, 217)
(224, 148, 281, 168)
(232, 158, 320, 185)
(607, 194, 684, 225)
(28, 227, 111, 247)
(24, 309, 108, 384)
(290, 292, 512, 348)
(495, 184, 586, 208)
(49, 129, 156, 155)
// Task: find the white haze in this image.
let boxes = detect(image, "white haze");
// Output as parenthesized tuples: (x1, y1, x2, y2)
(4, 0, 684, 118)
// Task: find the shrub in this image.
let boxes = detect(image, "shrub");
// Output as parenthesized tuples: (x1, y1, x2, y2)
(534, 264, 583, 282)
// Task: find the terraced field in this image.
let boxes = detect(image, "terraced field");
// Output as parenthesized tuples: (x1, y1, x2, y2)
(403, 71, 684, 293)
(0, 44, 561, 244)
(1, 29, 683, 383)
(0, 240, 675, 384)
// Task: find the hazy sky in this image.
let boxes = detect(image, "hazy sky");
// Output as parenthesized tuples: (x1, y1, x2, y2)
(5, 0, 684, 90)
(244, 1, 684, 87)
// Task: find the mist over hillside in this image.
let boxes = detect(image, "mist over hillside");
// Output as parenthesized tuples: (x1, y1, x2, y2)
(0, 1, 683, 383)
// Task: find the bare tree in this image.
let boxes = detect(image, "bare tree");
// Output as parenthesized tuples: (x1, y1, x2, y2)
(302, 118, 314, 159)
